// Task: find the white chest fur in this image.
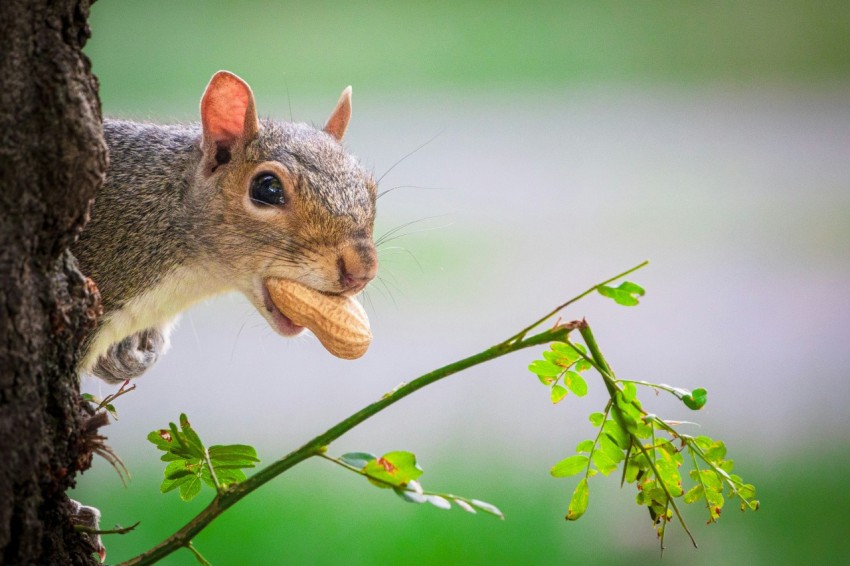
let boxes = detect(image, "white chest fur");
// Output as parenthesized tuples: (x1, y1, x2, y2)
(80, 265, 230, 373)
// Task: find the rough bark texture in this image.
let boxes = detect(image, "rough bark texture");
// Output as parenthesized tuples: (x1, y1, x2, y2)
(0, 0, 106, 564)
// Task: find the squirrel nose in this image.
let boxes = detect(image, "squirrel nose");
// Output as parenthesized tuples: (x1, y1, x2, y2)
(338, 244, 377, 294)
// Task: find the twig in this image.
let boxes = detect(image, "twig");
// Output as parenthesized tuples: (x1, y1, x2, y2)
(505, 260, 648, 344)
(118, 326, 572, 565)
(118, 263, 644, 566)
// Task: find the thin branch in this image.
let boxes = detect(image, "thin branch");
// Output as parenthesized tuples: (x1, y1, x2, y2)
(185, 541, 212, 566)
(506, 260, 649, 344)
(119, 263, 649, 565)
(74, 521, 140, 536)
(203, 447, 222, 493)
(579, 321, 697, 549)
(118, 325, 573, 566)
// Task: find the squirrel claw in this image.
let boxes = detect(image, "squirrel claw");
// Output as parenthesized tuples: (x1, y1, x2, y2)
(91, 326, 169, 383)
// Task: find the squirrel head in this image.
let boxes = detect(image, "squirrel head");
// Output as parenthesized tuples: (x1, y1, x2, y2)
(194, 71, 377, 337)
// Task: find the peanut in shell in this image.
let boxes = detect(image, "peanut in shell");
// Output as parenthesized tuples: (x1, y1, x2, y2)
(267, 279, 371, 359)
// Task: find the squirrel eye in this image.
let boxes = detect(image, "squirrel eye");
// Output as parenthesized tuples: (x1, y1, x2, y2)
(249, 174, 285, 206)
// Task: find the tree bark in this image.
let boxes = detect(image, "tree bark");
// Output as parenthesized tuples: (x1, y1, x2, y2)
(0, 0, 106, 564)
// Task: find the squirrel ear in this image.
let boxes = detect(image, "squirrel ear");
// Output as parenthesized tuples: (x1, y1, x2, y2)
(323, 86, 352, 142)
(200, 71, 259, 167)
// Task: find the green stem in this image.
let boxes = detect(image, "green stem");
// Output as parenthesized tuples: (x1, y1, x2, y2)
(687, 440, 753, 508)
(617, 379, 686, 399)
(659, 498, 671, 554)
(117, 326, 571, 566)
(579, 322, 697, 549)
(577, 325, 619, 398)
(319, 453, 472, 506)
(74, 521, 140, 536)
(689, 449, 715, 522)
(185, 541, 211, 566)
(202, 448, 222, 494)
(506, 260, 648, 343)
(584, 401, 613, 479)
(633, 439, 697, 548)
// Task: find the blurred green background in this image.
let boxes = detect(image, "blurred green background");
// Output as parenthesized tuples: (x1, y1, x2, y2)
(78, 1, 850, 564)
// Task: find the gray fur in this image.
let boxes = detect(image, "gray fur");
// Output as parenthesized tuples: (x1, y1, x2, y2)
(253, 120, 373, 222)
(74, 114, 377, 380)
(90, 327, 168, 384)
(69, 499, 103, 557)
(75, 121, 200, 313)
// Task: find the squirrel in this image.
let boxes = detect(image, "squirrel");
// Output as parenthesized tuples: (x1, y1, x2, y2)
(73, 71, 378, 383)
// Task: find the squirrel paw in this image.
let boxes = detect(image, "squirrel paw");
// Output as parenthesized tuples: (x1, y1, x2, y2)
(91, 327, 168, 383)
(69, 499, 106, 562)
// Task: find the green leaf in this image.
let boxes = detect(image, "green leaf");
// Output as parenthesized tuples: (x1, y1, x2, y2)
(551, 455, 589, 478)
(208, 444, 260, 467)
(160, 474, 193, 494)
(597, 284, 642, 306)
(528, 360, 563, 377)
(615, 393, 643, 419)
(684, 484, 705, 504)
(151, 415, 258, 499)
(622, 381, 637, 402)
(552, 342, 582, 362)
(589, 412, 605, 427)
(591, 448, 619, 476)
(644, 485, 667, 506)
(703, 441, 727, 463)
(705, 489, 725, 519)
(602, 420, 630, 449)
(565, 371, 588, 397)
(542, 350, 569, 367)
(573, 359, 592, 372)
(179, 414, 205, 452)
(738, 484, 756, 500)
(104, 403, 118, 419)
(598, 434, 625, 465)
(363, 451, 424, 488)
(690, 469, 722, 492)
(214, 468, 248, 487)
(147, 429, 174, 451)
(576, 439, 594, 453)
(164, 460, 196, 480)
(613, 394, 642, 435)
(166, 422, 195, 459)
(634, 423, 653, 439)
(340, 452, 377, 469)
(550, 385, 568, 404)
(82, 393, 96, 402)
(683, 388, 708, 410)
(624, 459, 642, 483)
(566, 478, 589, 521)
(618, 281, 645, 295)
(179, 476, 203, 501)
(655, 460, 682, 496)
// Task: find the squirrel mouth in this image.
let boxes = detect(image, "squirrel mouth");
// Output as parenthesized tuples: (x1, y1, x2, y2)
(261, 283, 305, 337)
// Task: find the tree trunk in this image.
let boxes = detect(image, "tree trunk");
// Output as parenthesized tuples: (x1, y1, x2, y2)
(0, 0, 106, 564)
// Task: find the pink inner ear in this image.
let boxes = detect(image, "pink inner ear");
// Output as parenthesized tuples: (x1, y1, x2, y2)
(201, 74, 252, 144)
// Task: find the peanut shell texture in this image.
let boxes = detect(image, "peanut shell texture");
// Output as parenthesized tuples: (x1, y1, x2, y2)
(267, 279, 372, 359)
